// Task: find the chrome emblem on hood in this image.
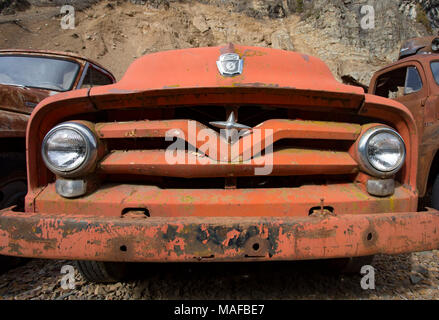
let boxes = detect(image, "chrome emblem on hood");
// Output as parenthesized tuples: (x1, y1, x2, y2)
(216, 53, 243, 77)
(210, 112, 251, 141)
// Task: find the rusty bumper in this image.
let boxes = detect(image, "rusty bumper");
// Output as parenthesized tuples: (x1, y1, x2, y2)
(0, 209, 438, 262)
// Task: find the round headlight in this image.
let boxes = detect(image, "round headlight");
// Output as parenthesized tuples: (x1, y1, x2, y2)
(358, 127, 406, 177)
(42, 122, 98, 177)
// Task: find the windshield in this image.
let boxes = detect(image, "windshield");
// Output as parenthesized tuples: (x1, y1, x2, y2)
(0, 55, 80, 91)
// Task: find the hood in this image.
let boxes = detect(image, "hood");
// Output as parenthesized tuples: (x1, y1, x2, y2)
(0, 84, 51, 114)
(87, 44, 366, 110)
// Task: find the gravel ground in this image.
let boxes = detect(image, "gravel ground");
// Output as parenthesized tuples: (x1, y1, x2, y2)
(0, 251, 438, 300)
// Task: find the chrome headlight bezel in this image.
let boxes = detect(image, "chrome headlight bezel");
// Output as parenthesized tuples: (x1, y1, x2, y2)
(358, 126, 406, 177)
(41, 122, 98, 178)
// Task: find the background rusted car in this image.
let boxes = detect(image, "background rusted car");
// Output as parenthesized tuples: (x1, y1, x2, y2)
(0, 49, 115, 271)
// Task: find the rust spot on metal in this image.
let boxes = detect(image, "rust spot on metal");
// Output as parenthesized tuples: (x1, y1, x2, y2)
(125, 129, 137, 137)
(244, 236, 269, 257)
(0, 210, 437, 262)
(362, 226, 378, 247)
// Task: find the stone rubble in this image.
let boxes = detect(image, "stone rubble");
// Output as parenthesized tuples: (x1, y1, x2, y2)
(0, 251, 437, 300)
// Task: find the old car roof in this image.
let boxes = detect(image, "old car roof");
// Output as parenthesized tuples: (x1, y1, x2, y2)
(376, 53, 439, 74)
(0, 49, 111, 73)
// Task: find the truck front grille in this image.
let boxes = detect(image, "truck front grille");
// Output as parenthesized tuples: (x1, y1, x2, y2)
(93, 106, 362, 188)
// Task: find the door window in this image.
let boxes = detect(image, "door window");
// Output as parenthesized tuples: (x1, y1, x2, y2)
(374, 66, 423, 99)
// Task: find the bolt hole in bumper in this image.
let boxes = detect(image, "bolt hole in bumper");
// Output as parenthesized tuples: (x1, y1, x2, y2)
(0, 207, 438, 262)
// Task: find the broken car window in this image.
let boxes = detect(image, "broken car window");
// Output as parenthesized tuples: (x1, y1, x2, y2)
(0, 55, 80, 91)
(375, 66, 422, 99)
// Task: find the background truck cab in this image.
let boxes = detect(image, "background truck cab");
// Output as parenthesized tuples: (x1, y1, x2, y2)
(369, 36, 439, 209)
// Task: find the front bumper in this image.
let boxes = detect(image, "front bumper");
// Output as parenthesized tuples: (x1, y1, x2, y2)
(0, 208, 438, 262)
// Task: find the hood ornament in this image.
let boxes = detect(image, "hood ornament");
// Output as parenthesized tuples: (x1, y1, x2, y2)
(210, 112, 251, 141)
(216, 53, 243, 77)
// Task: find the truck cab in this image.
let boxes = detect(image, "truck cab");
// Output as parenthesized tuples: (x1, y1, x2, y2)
(369, 36, 439, 206)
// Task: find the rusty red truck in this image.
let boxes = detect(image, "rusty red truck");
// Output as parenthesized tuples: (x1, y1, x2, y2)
(0, 44, 437, 282)
(0, 49, 114, 271)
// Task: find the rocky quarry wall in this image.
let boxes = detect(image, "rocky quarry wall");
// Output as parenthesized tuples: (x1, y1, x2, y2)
(0, 0, 437, 86)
